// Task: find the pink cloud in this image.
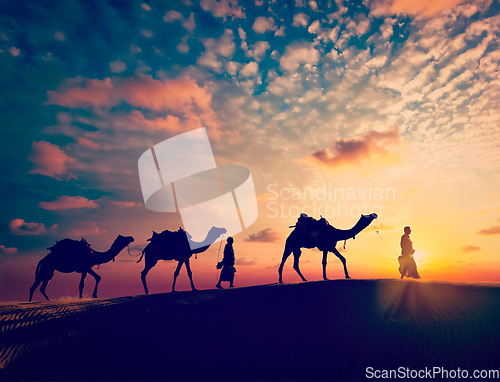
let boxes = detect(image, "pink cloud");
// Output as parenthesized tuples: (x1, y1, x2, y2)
(77, 137, 100, 149)
(200, 0, 245, 19)
(110, 201, 141, 208)
(0, 245, 18, 254)
(9, 219, 56, 236)
(301, 126, 401, 171)
(47, 75, 222, 138)
(39, 196, 100, 211)
(245, 228, 281, 243)
(28, 141, 76, 179)
(460, 245, 481, 253)
(68, 221, 106, 237)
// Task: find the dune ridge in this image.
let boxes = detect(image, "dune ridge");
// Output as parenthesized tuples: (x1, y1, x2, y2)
(0, 279, 499, 381)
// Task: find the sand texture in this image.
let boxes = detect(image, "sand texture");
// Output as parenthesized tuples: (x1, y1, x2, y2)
(0, 279, 499, 380)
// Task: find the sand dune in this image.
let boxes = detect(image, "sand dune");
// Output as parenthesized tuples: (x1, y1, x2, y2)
(0, 279, 499, 381)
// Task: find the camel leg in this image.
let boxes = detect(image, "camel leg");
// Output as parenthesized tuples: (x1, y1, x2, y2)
(29, 280, 42, 302)
(184, 258, 196, 291)
(39, 280, 50, 301)
(79, 272, 87, 298)
(140, 260, 157, 295)
(172, 259, 185, 292)
(278, 247, 293, 283)
(293, 250, 307, 282)
(332, 248, 350, 279)
(322, 250, 328, 281)
(87, 268, 101, 298)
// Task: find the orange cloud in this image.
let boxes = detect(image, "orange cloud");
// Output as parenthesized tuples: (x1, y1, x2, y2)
(28, 141, 76, 179)
(68, 221, 106, 237)
(372, 0, 466, 17)
(460, 245, 481, 253)
(245, 228, 281, 243)
(39, 196, 100, 211)
(391, 0, 465, 16)
(366, 223, 395, 232)
(0, 245, 17, 254)
(47, 74, 222, 138)
(476, 223, 500, 236)
(301, 126, 401, 171)
(9, 219, 56, 236)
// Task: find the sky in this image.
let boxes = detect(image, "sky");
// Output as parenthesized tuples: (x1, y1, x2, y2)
(1, 0, 499, 302)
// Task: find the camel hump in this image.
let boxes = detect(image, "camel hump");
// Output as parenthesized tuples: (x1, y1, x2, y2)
(147, 229, 190, 244)
(296, 213, 330, 231)
(47, 238, 91, 253)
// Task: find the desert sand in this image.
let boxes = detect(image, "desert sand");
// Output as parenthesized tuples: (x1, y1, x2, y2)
(0, 279, 499, 381)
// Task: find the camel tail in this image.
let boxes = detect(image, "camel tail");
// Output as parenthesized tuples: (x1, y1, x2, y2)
(34, 261, 42, 280)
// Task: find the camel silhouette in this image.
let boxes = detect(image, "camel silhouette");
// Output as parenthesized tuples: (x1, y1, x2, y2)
(29, 235, 134, 302)
(278, 213, 377, 283)
(137, 226, 227, 294)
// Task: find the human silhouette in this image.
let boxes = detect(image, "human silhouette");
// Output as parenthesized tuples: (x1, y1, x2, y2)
(216, 237, 236, 289)
(137, 226, 226, 294)
(399, 226, 420, 279)
(278, 213, 378, 283)
(29, 235, 135, 301)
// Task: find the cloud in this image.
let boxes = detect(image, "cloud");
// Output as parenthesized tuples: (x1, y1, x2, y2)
(54, 31, 65, 41)
(110, 60, 127, 73)
(367, 223, 395, 232)
(47, 74, 222, 137)
(163, 10, 184, 22)
(252, 16, 276, 34)
(141, 3, 151, 11)
(164, 11, 196, 32)
(200, 0, 245, 19)
(476, 224, 500, 236)
(370, 0, 469, 18)
(8, 47, 20, 57)
(197, 29, 235, 71)
(110, 201, 141, 208)
(0, 245, 17, 254)
(460, 245, 481, 253)
(68, 221, 106, 237)
(28, 141, 76, 179)
(292, 13, 310, 27)
(9, 219, 56, 236)
(279, 43, 320, 72)
(247, 41, 270, 61)
(77, 136, 100, 149)
(245, 228, 281, 243)
(301, 126, 401, 171)
(39, 196, 100, 211)
(140, 29, 153, 38)
(177, 35, 189, 53)
(235, 257, 257, 266)
(239, 61, 259, 77)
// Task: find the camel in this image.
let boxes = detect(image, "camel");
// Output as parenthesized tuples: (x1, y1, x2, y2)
(278, 213, 377, 283)
(29, 234, 134, 302)
(137, 226, 227, 294)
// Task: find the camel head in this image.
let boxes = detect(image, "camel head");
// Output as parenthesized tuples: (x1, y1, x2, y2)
(115, 234, 135, 248)
(354, 213, 378, 233)
(209, 226, 227, 239)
